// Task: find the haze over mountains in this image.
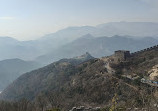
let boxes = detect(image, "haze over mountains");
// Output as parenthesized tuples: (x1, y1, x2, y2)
(0, 22, 158, 62)
(0, 22, 158, 93)
(0, 59, 41, 91)
(36, 34, 158, 64)
(0, 21, 158, 110)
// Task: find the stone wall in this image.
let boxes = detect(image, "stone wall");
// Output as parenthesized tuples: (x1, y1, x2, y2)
(110, 50, 131, 63)
(108, 44, 158, 63)
(131, 45, 158, 56)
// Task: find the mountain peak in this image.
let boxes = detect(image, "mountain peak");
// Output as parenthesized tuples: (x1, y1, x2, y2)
(73, 52, 94, 60)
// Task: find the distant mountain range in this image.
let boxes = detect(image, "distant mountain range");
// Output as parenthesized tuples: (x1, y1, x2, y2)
(36, 34, 158, 64)
(0, 22, 158, 91)
(0, 22, 158, 62)
(0, 37, 40, 60)
(0, 58, 41, 91)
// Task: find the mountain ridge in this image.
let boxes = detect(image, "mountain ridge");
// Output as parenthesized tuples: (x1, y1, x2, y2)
(0, 22, 158, 61)
(0, 45, 158, 110)
(35, 35, 158, 64)
(0, 58, 41, 91)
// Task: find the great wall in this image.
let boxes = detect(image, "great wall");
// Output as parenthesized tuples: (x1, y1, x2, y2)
(108, 44, 158, 63)
(131, 44, 158, 56)
(67, 45, 158, 111)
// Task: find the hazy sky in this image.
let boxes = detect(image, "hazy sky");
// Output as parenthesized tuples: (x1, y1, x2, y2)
(0, 0, 158, 40)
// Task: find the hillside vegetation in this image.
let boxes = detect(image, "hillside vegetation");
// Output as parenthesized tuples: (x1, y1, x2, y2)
(0, 47, 158, 111)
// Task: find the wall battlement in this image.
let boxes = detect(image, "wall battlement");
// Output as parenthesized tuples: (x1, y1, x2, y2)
(131, 44, 158, 56)
(111, 44, 158, 63)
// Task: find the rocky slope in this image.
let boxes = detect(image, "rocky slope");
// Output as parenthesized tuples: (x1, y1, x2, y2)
(149, 65, 158, 81)
(0, 47, 158, 110)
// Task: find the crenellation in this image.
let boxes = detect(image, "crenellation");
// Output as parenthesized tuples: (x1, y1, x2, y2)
(131, 44, 158, 56)
(111, 44, 158, 63)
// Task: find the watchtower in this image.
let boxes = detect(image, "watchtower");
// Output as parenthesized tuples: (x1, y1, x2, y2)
(114, 50, 130, 62)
